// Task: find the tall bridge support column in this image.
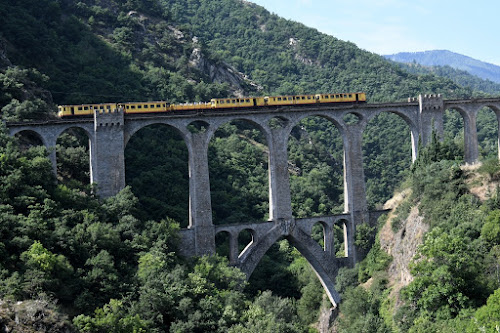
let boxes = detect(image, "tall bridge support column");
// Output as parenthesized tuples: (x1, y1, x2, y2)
(187, 132, 215, 256)
(343, 125, 369, 264)
(91, 110, 126, 198)
(419, 94, 444, 145)
(461, 106, 479, 164)
(268, 127, 293, 221)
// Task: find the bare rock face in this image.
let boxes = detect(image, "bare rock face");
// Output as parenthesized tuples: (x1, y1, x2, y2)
(188, 47, 262, 96)
(315, 301, 338, 333)
(189, 48, 244, 89)
(381, 206, 428, 287)
(379, 190, 429, 308)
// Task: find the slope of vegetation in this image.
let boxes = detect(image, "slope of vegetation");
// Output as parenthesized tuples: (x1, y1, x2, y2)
(333, 139, 500, 332)
(1, 0, 500, 331)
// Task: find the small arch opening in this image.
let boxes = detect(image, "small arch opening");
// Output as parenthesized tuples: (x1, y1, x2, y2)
(311, 222, 325, 250)
(14, 130, 44, 150)
(187, 120, 209, 134)
(268, 116, 289, 129)
(342, 112, 362, 125)
(238, 228, 254, 253)
(334, 219, 348, 258)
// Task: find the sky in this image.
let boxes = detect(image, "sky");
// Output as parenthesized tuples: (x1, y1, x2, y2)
(249, 0, 500, 66)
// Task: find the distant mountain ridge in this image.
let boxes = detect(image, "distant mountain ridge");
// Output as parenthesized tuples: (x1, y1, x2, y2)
(384, 50, 500, 83)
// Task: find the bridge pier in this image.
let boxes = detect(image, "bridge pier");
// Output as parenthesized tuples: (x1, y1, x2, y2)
(343, 124, 368, 263)
(419, 94, 444, 145)
(187, 131, 216, 255)
(92, 110, 126, 197)
(268, 126, 293, 221)
(461, 106, 480, 164)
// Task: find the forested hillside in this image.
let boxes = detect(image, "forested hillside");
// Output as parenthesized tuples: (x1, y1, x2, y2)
(1, 0, 500, 331)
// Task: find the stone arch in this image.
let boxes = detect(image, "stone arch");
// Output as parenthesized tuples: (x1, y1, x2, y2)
(238, 223, 342, 306)
(238, 228, 255, 253)
(124, 122, 189, 226)
(287, 114, 345, 217)
(444, 106, 474, 163)
(124, 120, 189, 148)
(286, 232, 342, 307)
(13, 129, 46, 148)
(208, 118, 270, 224)
(366, 109, 419, 161)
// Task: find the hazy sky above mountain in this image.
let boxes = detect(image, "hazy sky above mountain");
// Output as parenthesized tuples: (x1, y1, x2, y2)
(250, 0, 500, 66)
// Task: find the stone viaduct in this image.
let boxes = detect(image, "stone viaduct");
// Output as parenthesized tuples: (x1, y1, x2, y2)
(7, 94, 500, 306)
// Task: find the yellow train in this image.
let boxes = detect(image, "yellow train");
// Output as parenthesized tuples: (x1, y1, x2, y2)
(57, 92, 366, 117)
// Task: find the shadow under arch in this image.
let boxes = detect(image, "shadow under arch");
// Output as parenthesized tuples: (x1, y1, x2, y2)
(56, 126, 91, 185)
(476, 106, 499, 160)
(124, 123, 189, 226)
(362, 111, 413, 208)
(208, 118, 270, 225)
(287, 114, 346, 217)
(14, 129, 45, 148)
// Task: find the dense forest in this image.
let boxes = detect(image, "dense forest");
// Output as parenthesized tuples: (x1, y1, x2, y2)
(1, 0, 500, 331)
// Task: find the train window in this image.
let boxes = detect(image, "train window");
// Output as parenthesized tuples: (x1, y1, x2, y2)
(84, 107, 89, 110)
(307, 96, 311, 99)
(78, 107, 83, 111)
(143, 105, 148, 109)
(156, 104, 161, 108)
(138, 105, 142, 109)
(131, 105, 136, 109)
(246, 99, 250, 103)
(349, 94, 352, 98)
(324, 95, 329, 99)
(277, 97, 282, 101)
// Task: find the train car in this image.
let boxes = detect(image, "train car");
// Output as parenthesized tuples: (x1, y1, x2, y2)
(210, 97, 255, 109)
(120, 101, 170, 114)
(174, 102, 211, 111)
(57, 103, 118, 117)
(317, 92, 366, 104)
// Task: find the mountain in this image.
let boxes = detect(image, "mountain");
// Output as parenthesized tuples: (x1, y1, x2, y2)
(385, 50, 500, 83)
